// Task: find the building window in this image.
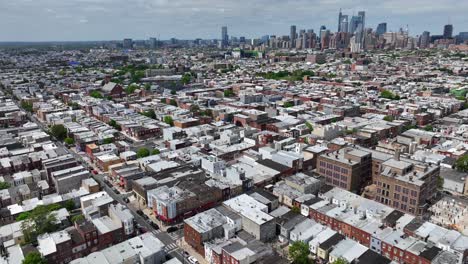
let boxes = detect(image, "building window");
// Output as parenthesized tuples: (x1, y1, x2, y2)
(395, 185, 401, 192)
(394, 193, 400, 200)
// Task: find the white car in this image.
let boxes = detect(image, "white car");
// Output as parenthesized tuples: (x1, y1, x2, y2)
(187, 256, 199, 264)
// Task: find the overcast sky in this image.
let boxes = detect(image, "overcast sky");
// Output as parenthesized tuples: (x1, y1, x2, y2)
(1, 0, 468, 41)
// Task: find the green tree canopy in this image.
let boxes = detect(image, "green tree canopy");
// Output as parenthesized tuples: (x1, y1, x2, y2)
(169, 99, 178, 106)
(289, 241, 311, 264)
(50, 124, 67, 140)
(305, 121, 313, 131)
(455, 155, 468, 172)
(164, 116, 174, 126)
(136, 148, 150, 158)
(22, 252, 47, 264)
(332, 258, 348, 264)
(64, 200, 76, 211)
(152, 149, 160, 155)
(224, 89, 234, 97)
(103, 137, 113, 144)
(171, 90, 177, 95)
(141, 109, 156, 119)
(64, 137, 74, 145)
(423, 125, 434, 131)
(21, 205, 60, 243)
(109, 120, 121, 131)
(380, 90, 400, 100)
(181, 73, 192, 85)
(90, 90, 103, 99)
(0, 181, 10, 190)
(21, 101, 33, 112)
(71, 214, 85, 223)
(126, 84, 139, 94)
(291, 206, 301, 214)
(383, 115, 394, 122)
(283, 101, 294, 108)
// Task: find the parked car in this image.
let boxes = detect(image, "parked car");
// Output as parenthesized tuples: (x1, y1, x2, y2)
(149, 221, 159, 230)
(167, 226, 178, 233)
(183, 251, 190, 258)
(136, 210, 144, 216)
(123, 197, 130, 203)
(187, 256, 199, 264)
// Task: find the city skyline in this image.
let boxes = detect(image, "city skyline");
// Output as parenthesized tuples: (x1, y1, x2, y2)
(1, 0, 468, 41)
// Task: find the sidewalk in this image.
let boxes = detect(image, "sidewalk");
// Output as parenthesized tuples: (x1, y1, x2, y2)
(178, 239, 209, 264)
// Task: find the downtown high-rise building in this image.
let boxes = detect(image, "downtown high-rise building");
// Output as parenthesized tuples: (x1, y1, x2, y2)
(376, 23, 387, 36)
(419, 31, 431, 48)
(221, 26, 229, 48)
(443, 24, 453, 39)
(290, 25, 297, 46)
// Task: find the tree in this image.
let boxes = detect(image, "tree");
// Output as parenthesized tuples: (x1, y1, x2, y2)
(71, 214, 85, 223)
(181, 73, 191, 85)
(437, 176, 444, 189)
(332, 258, 348, 264)
(152, 149, 160, 155)
(171, 90, 177, 95)
(283, 101, 294, 108)
(64, 200, 75, 211)
(125, 84, 139, 94)
(423, 125, 433, 131)
(224, 89, 234, 97)
(90, 90, 103, 99)
(103, 137, 113, 144)
(22, 252, 47, 264)
(0, 181, 9, 190)
(305, 121, 313, 131)
(289, 241, 311, 264)
(291, 206, 301, 214)
(164, 115, 174, 126)
(144, 83, 151, 90)
(21, 205, 60, 244)
(190, 104, 200, 114)
(50, 124, 67, 140)
(21, 101, 33, 112)
(109, 120, 121, 131)
(383, 115, 394, 122)
(169, 99, 177, 106)
(137, 148, 150, 158)
(64, 137, 74, 145)
(380, 89, 400, 100)
(141, 109, 156, 119)
(455, 155, 468, 172)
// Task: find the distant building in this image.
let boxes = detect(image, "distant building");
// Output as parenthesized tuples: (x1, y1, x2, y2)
(122, 38, 133, 49)
(443, 24, 453, 39)
(376, 23, 387, 36)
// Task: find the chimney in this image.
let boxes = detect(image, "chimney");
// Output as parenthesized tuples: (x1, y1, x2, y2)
(394, 148, 400, 161)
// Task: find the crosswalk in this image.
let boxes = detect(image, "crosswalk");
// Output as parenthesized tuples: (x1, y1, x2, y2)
(168, 232, 180, 240)
(153, 229, 163, 234)
(164, 243, 179, 252)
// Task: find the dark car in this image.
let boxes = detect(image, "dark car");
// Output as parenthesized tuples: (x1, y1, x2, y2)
(149, 221, 159, 230)
(136, 210, 144, 216)
(183, 251, 190, 258)
(167, 226, 178, 233)
(123, 197, 130, 203)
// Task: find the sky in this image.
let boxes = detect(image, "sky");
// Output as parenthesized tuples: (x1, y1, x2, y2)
(1, 0, 468, 41)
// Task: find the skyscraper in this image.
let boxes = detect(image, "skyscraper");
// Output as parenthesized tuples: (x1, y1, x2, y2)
(358, 11, 366, 29)
(290, 25, 297, 43)
(420, 31, 431, 48)
(221, 26, 229, 48)
(338, 9, 343, 32)
(350, 16, 363, 33)
(443, 24, 453, 39)
(376, 23, 387, 36)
